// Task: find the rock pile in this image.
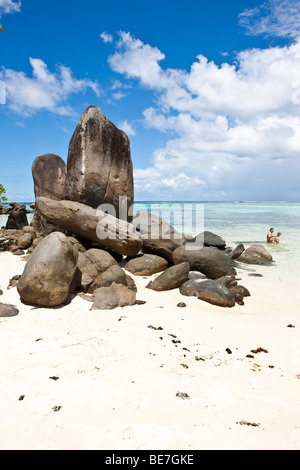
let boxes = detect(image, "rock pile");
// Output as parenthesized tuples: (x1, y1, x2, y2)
(30, 106, 134, 233)
(12, 226, 259, 308)
(0, 105, 273, 310)
(5, 202, 29, 230)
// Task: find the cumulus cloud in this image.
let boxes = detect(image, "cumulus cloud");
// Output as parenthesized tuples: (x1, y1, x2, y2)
(108, 31, 300, 200)
(239, 0, 300, 39)
(0, 58, 100, 116)
(109, 31, 167, 89)
(118, 119, 136, 136)
(0, 0, 21, 17)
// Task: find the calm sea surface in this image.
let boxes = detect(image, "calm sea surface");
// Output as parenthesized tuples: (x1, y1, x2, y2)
(1, 201, 299, 279)
(134, 201, 300, 281)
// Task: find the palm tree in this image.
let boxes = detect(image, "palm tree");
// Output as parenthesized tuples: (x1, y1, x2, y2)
(0, 25, 6, 32)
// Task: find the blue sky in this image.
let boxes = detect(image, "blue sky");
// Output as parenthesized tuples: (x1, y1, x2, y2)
(1, 0, 300, 201)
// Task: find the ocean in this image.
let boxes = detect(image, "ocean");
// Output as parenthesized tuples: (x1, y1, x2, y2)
(136, 201, 300, 313)
(134, 200, 299, 259)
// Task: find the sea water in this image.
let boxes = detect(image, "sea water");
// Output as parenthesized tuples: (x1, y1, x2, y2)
(134, 201, 300, 312)
(134, 201, 300, 268)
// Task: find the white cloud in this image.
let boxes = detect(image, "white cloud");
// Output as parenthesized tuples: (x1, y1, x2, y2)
(239, 0, 300, 39)
(0, 0, 21, 17)
(109, 77, 131, 101)
(112, 91, 126, 100)
(100, 31, 113, 44)
(108, 31, 166, 89)
(0, 58, 100, 116)
(108, 31, 300, 200)
(110, 79, 123, 90)
(118, 119, 136, 136)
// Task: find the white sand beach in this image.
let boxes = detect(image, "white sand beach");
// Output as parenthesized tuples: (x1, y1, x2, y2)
(0, 250, 299, 450)
(2, 0, 300, 452)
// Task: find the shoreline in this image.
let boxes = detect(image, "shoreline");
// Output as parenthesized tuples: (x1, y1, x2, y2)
(0, 251, 299, 450)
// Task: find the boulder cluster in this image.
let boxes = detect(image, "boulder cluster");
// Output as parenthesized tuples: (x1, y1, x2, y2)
(0, 106, 273, 310)
(0, 201, 32, 231)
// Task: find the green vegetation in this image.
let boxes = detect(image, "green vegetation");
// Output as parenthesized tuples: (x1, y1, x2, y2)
(0, 184, 8, 204)
(0, 25, 6, 33)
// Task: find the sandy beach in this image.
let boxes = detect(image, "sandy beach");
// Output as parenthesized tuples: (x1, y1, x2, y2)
(0, 249, 299, 450)
(2, 0, 300, 453)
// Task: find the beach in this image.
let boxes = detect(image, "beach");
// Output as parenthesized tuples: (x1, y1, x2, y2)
(3, 0, 300, 452)
(0, 234, 300, 450)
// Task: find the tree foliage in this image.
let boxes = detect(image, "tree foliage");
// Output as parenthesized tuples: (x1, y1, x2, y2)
(0, 184, 8, 204)
(0, 25, 6, 33)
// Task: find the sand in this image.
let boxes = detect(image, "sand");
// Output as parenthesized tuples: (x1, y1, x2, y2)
(0, 250, 299, 450)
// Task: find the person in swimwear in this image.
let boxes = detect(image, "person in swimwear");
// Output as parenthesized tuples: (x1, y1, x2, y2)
(267, 228, 275, 243)
(274, 232, 282, 244)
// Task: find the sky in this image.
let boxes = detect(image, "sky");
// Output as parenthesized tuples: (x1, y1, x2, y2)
(1, 0, 300, 202)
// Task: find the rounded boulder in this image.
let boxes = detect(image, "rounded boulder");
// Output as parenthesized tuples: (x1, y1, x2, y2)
(17, 232, 79, 307)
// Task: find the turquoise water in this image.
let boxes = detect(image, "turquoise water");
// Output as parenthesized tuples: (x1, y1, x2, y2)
(134, 200, 299, 245)
(1, 200, 299, 275)
(133, 201, 300, 281)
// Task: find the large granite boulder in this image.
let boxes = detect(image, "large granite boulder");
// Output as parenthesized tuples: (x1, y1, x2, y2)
(17, 232, 79, 307)
(146, 262, 190, 291)
(180, 279, 236, 308)
(32, 154, 67, 199)
(36, 197, 142, 257)
(125, 254, 168, 276)
(236, 244, 273, 265)
(6, 202, 28, 230)
(132, 211, 186, 264)
(64, 106, 134, 221)
(31, 154, 67, 235)
(173, 245, 235, 279)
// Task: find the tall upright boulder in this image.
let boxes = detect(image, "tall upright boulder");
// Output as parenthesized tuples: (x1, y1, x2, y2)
(64, 106, 134, 221)
(31, 153, 67, 235)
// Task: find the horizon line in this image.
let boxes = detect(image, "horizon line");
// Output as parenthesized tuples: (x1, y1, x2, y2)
(2, 200, 300, 205)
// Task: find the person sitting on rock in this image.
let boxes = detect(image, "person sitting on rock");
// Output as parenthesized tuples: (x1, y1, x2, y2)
(267, 228, 275, 243)
(274, 232, 282, 244)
